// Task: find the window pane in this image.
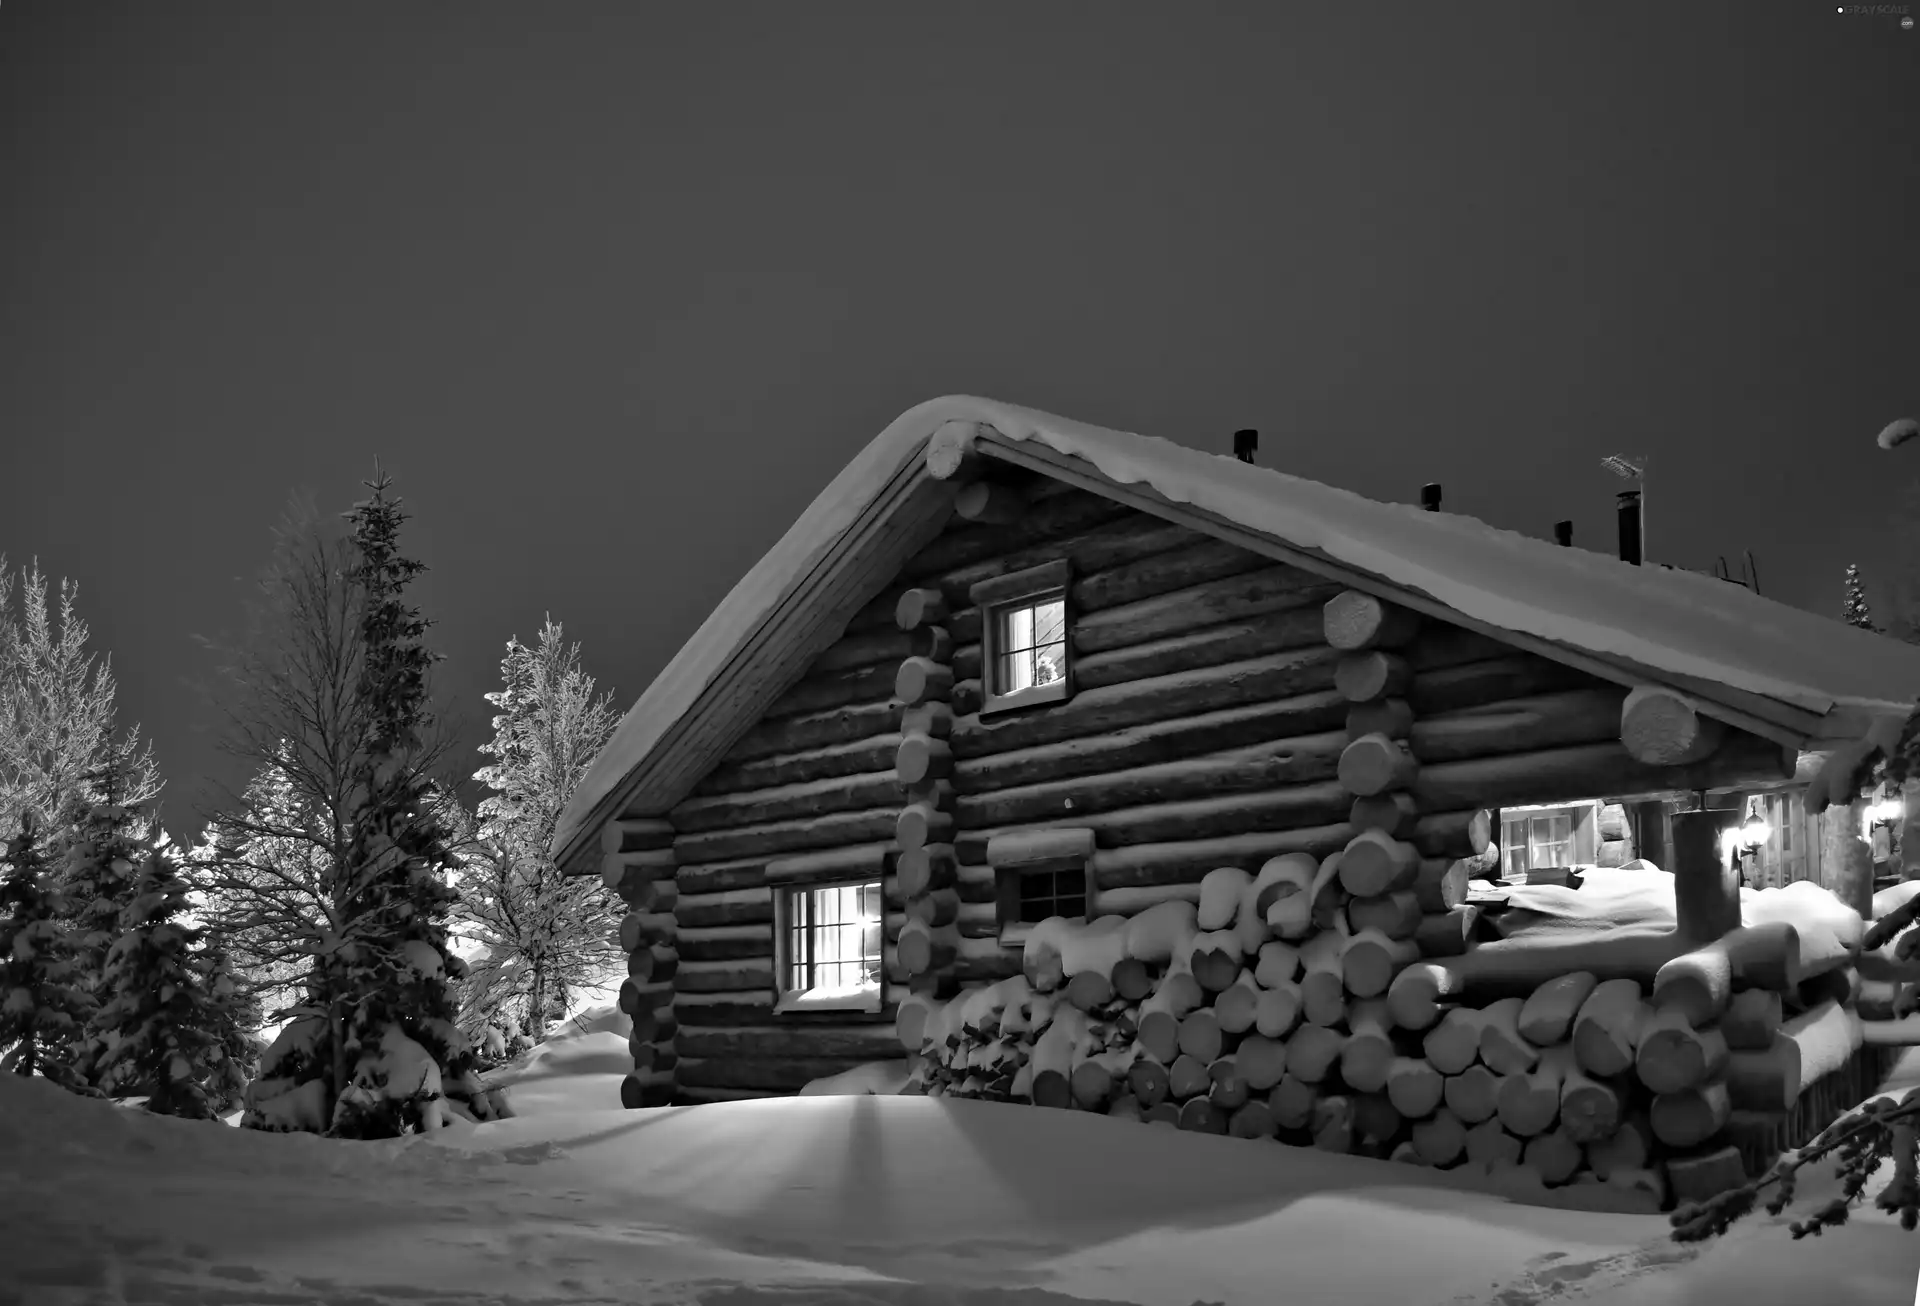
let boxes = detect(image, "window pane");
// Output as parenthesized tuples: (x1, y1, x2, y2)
(1032, 640, 1065, 687)
(995, 597, 1069, 697)
(1032, 599, 1065, 645)
(787, 881, 882, 994)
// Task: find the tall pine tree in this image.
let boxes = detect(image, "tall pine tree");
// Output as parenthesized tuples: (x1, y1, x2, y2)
(459, 620, 622, 1042)
(241, 470, 483, 1137)
(59, 756, 154, 1091)
(0, 815, 91, 1087)
(1844, 563, 1878, 630)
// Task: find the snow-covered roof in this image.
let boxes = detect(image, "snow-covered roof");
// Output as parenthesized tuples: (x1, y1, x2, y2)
(553, 395, 1920, 869)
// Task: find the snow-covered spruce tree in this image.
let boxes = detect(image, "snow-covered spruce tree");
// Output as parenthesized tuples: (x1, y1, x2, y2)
(0, 815, 92, 1087)
(0, 557, 161, 841)
(91, 845, 257, 1117)
(1844, 563, 1877, 630)
(58, 756, 159, 1091)
(457, 620, 622, 1043)
(322, 470, 478, 1137)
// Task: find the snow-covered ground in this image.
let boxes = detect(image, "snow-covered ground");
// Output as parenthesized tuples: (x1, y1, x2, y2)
(2, 1020, 1916, 1306)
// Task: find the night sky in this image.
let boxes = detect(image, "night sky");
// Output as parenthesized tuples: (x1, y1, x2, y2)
(1, 2, 1914, 841)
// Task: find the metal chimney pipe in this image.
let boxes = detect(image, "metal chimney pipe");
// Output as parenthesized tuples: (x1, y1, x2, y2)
(1233, 429, 1258, 463)
(1617, 491, 1643, 565)
(1553, 520, 1573, 546)
(1420, 483, 1442, 511)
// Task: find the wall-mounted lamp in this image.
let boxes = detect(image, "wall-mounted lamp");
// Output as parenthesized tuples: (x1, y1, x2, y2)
(1719, 798, 1772, 869)
(1866, 795, 1905, 834)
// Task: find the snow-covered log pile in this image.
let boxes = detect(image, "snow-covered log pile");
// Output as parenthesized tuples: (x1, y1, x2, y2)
(892, 865, 1899, 1212)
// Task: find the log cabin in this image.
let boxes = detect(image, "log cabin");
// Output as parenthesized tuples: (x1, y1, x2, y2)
(550, 396, 1920, 1132)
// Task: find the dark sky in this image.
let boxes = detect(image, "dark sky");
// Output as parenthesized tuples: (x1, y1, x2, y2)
(1, 2, 1915, 841)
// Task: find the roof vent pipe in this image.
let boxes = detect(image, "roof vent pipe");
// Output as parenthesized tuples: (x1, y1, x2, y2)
(1233, 429, 1258, 463)
(1617, 491, 1643, 566)
(1554, 520, 1573, 546)
(1420, 483, 1442, 511)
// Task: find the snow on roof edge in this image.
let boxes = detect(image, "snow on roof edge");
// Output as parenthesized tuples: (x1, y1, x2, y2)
(555, 395, 1920, 864)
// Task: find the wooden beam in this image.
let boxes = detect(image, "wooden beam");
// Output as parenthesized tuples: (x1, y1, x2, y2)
(967, 433, 1824, 752)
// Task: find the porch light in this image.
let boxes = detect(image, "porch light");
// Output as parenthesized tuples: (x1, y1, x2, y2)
(1867, 796, 1905, 829)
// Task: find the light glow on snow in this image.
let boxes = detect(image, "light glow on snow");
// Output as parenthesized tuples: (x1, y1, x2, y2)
(3, 1015, 1918, 1305)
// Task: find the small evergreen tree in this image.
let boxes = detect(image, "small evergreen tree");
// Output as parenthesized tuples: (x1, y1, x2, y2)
(57, 758, 159, 1090)
(91, 846, 251, 1117)
(0, 815, 92, 1087)
(1844, 563, 1878, 630)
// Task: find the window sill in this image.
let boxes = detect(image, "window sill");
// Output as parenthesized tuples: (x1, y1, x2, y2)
(997, 921, 1036, 950)
(981, 679, 1070, 718)
(775, 987, 883, 1017)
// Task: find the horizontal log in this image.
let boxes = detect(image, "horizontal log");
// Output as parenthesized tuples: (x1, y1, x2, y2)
(1072, 538, 1271, 614)
(952, 649, 1345, 759)
(1405, 624, 1515, 672)
(896, 658, 954, 706)
(619, 912, 676, 952)
(812, 628, 919, 675)
(895, 586, 948, 631)
(1350, 791, 1418, 837)
(674, 807, 901, 864)
(675, 960, 775, 994)
(677, 1056, 889, 1092)
(765, 841, 892, 888)
(953, 479, 1028, 525)
(1337, 733, 1417, 796)
(630, 1004, 680, 1045)
(602, 848, 675, 893)
(670, 769, 905, 833)
(897, 799, 953, 852)
(904, 493, 1140, 588)
(964, 784, 1355, 858)
(725, 700, 901, 765)
(1093, 823, 1355, 888)
(672, 991, 781, 1028)
(1407, 689, 1626, 766)
(1411, 734, 1795, 812)
(675, 1025, 901, 1060)
(1323, 591, 1420, 651)
(1407, 657, 1602, 716)
(619, 1074, 676, 1109)
(692, 733, 902, 797)
(1412, 857, 1470, 913)
(1620, 686, 1723, 767)
(675, 924, 778, 963)
(674, 887, 774, 930)
(602, 819, 676, 856)
(628, 945, 679, 984)
(952, 695, 1353, 795)
(764, 663, 900, 720)
(1073, 566, 1336, 656)
(673, 858, 766, 896)
(1347, 699, 1414, 741)
(897, 844, 958, 897)
(1412, 809, 1494, 860)
(612, 876, 677, 915)
(955, 738, 1350, 828)
(1072, 608, 1339, 693)
(896, 734, 953, 788)
(1334, 651, 1409, 703)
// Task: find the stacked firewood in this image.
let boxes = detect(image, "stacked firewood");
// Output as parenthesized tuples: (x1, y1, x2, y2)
(894, 865, 1893, 1210)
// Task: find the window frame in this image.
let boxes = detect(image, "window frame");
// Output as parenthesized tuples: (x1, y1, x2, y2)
(970, 561, 1073, 717)
(1499, 800, 1600, 877)
(987, 827, 1096, 948)
(769, 877, 886, 1017)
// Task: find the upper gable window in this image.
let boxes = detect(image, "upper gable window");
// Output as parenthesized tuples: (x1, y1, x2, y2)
(971, 560, 1072, 715)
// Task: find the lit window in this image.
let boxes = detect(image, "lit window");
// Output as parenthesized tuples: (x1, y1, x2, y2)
(971, 560, 1073, 715)
(776, 881, 882, 1013)
(996, 596, 1067, 696)
(1503, 813, 1573, 875)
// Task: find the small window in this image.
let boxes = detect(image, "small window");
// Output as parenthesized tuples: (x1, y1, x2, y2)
(775, 880, 882, 1014)
(988, 828, 1095, 946)
(1503, 811, 1573, 876)
(971, 560, 1073, 715)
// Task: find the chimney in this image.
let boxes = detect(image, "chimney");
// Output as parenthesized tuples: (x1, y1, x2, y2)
(1553, 520, 1573, 546)
(1420, 483, 1442, 511)
(1617, 490, 1643, 565)
(1233, 429, 1258, 463)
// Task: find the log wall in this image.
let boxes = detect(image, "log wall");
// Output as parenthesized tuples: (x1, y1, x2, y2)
(611, 469, 1800, 1106)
